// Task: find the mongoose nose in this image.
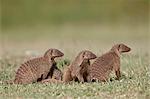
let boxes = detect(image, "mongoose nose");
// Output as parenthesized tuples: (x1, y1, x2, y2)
(128, 48, 131, 52)
(126, 47, 131, 52)
(55, 50, 64, 57)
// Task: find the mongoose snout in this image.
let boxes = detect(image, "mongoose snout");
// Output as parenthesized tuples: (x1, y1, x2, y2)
(111, 44, 131, 53)
(119, 44, 131, 53)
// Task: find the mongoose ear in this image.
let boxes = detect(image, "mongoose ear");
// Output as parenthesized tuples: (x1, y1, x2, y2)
(116, 44, 123, 53)
(44, 49, 53, 58)
(118, 44, 121, 52)
(110, 44, 121, 56)
(77, 52, 85, 66)
(50, 49, 53, 55)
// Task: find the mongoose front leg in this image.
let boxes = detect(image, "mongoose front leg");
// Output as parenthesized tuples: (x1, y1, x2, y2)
(114, 61, 121, 80)
(115, 69, 121, 80)
(76, 73, 84, 83)
(86, 75, 92, 82)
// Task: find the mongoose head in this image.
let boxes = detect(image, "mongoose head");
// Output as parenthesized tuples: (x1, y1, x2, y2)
(81, 50, 97, 60)
(76, 50, 97, 66)
(44, 49, 64, 60)
(111, 44, 131, 55)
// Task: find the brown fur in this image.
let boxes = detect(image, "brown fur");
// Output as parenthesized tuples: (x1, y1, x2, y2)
(63, 50, 97, 83)
(88, 44, 131, 82)
(63, 67, 73, 83)
(12, 49, 64, 84)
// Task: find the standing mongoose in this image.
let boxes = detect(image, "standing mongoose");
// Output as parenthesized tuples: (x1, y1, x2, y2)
(88, 44, 131, 82)
(13, 48, 64, 84)
(63, 50, 97, 83)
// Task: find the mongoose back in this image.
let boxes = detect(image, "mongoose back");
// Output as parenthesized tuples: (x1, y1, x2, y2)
(13, 48, 64, 84)
(63, 50, 97, 83)
(88, 44, 131, 82)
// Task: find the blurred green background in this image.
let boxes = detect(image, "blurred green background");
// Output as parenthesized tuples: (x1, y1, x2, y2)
(0, 0, 149, 57)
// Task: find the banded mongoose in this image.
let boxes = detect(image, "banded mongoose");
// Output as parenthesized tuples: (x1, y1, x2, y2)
(13, 48, 64, 84)
(88, 44, 131, 82)
(63, 50, 97, 83)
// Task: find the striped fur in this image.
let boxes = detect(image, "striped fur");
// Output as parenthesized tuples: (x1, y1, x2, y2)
(13, 49, 64, 84)
(88, 44, 131, 82)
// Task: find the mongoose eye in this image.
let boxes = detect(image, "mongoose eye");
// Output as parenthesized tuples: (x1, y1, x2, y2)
(117, 44, 121, 51)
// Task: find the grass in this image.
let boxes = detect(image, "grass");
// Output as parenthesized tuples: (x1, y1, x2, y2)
(0, 54, 149, 99)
